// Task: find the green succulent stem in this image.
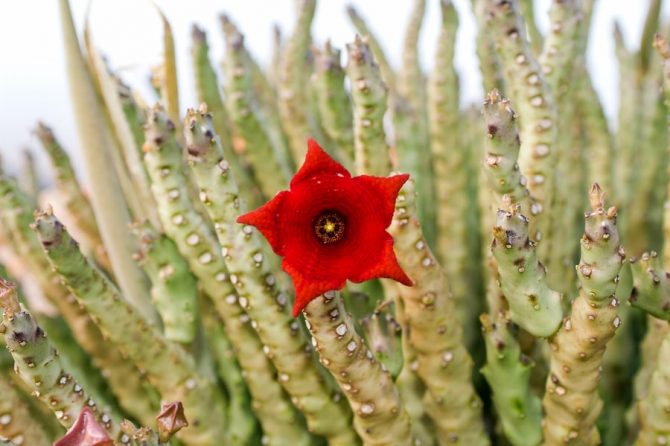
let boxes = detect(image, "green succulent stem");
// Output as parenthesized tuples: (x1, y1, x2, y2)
(277, 0, 316, 162)
(33, 212, 228, 445)
(346, 36, 392, 177)
(58, 0, 155, 323)
(0, 279, 122, 440)
(542, 184, 627, 445)
(480, 313, 542, 446)
(491, 202, 563, 337)
(220, 21, 292, 198)
(0, 174, 159, 425)
(34, 122, 112, 272)
(0, 372, 54, 445)
(135, 223, 198, 344)
(190, 24, 261, 209)
(184, 106, 358, 446)
(390, 180, 489, 445)
(304, 292, 413, 446)
(345, 5, 397, 94)
(142, 105, 311, 446)
(312, 41, 355, 170)
(199, 298, 258, 446)
(485, 0, 559, 263)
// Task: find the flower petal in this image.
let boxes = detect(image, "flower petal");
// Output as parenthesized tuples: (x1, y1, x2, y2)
(354, 173, 410, 223)
(237, 191, 288, 255)
(290, 139, 351, 188)
(54, 407, 113, 446)
(283, 259, 345, 316)
(349, 233, 413, 286)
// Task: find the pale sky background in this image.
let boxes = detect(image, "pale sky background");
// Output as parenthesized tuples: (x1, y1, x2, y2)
(0, 0, 668, 180)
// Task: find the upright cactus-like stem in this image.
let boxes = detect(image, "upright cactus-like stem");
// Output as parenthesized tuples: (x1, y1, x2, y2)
(0, 174, 159, 425)
(396, 0, 433, 246)
(33, 212, 228, 444)
(34, 122, 111, 272)
(199, 298, 258, 445)
(134, 223, 198, 344)
(390, 180, 489, 445)
(278, 0, 316, 162)
(539, 0, 583, 295)
(632, 37, 670, 444)
(304, 292, 412, 446)
(480, 313, 542, 446)
(312, 41, 355, 170)
(0, 279, 122, 440)
(519, 0, 543, 55)
(613, 23, 637, 211)
(157, 10, 180, 132)
(485, 0, 559, 259)
(221, 20, 292, 197)
(491, 202, 562, 337)
(482, 90, 534, 216)
(346, 36, 392, 177)
(345, 5, 397, 94)
(142, 105, 311, 446)
(655, 35, 670, 269)
(472, 0, 505, 93)
(429, 0, 478, 344)
(190, 25, 260, 209)
(634, 316, 670, 403)
(19, 150, 38, 201)
(635, 329, 670, 446)
(630, 252, 670, 320)
(184, 106, 359, 446)
(58, 0, 155, 323)
(0, 372, 53, 445)
(576, 1, 613, 196)
(542, 184, 627, 445)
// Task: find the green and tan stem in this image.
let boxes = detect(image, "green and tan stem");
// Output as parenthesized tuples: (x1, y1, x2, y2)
(390, 180, 489, 445)
(491, 202, 562, 337)
(191, 24, 260, 209)
(304, 293, 413, 446)
(277, 0, 316, 162)
(312, 41, 355, 170)
(143, 105, 311, 446)
(221, 21, 292, 198)
(0, 279, 122, 440)
(184, 105, 358, 446)
(135, 223, 198, 344)
(485, 0, 559, 259)
(346, 35, 391, 177)
(34, 122, 111, 272)
(542, 184, 626, 445)
(58, 0, 155, 323)
(630, 252, 670, 320)
(345, 5, 397, 94)
(0, 372, 54, 445)
(199, 298, 258, 446)
(0, 174, 159, 424)
(33, 212, 227, 445)
(480, 313, 542, 446)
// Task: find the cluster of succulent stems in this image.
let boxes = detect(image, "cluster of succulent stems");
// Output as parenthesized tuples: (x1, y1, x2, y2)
(1, 0, 670, 445)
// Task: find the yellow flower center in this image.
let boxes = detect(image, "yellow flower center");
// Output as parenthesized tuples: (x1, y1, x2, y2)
(313, 210, 346, 244)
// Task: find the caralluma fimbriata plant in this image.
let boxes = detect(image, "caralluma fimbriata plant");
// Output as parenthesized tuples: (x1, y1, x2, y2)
(2, 0, 670, 444)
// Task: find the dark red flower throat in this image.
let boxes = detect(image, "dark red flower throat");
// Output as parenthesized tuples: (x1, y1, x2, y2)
(237, 139, 412, 317)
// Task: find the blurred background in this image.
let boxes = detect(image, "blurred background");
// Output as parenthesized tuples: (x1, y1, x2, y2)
(0, 0, 668, 179)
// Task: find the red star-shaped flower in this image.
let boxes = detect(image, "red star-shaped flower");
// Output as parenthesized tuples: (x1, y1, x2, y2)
(238, 139, 412, 316)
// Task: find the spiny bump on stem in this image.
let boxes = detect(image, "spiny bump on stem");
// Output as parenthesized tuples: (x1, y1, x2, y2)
(0, 278, 19, 319)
